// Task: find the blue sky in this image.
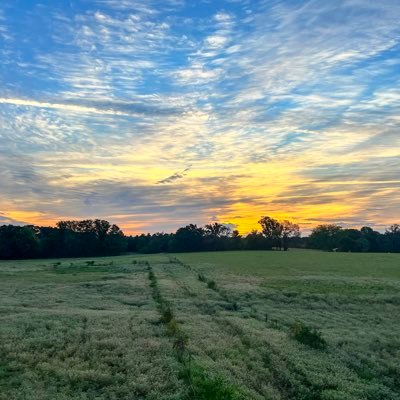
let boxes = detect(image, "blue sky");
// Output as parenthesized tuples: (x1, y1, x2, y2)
(0, 0, 399, 233)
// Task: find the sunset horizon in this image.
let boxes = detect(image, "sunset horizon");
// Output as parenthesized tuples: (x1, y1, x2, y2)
(1, 2, 400, 397)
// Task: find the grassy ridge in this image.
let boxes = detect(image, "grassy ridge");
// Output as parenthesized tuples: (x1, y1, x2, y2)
(0, 250, 399, 399)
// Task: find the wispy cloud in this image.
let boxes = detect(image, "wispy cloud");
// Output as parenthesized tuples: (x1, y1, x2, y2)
(0, 0, 399, 233)
(0, 98, 182, 117)
(0, 10, 11, 41)
(157, 166, 191, 184)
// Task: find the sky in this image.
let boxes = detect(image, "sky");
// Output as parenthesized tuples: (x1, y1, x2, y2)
(0, 0, 399, 235)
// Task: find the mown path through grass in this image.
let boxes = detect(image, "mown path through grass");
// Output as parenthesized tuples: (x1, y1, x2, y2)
(147, 261, 247, 400)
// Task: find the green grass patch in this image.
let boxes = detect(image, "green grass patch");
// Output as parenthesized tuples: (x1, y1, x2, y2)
(290, 321, 327, 349)
(0, 251, 399, 399)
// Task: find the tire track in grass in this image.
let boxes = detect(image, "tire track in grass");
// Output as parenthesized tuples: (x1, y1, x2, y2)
(177, 259, 400, 399)
(165, 261, 325, 399)
(159, 259, 389, 400)
(146, 261, 245, 400)
(170, 256, 328, 336)
(169, 257, 279, 328)
(167, 258, 375, 400)
(80, 261, 181, 398)
(161, 261, 278, 399)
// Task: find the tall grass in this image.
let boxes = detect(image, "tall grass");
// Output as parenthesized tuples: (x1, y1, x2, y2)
(1, 251, 399, 399)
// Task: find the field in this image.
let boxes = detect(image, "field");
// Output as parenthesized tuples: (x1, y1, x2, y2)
(0, 250, 399, 400)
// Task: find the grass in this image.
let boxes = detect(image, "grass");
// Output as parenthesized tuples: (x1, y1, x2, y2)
(0, 250, 399, 399)
(289, 321, 327, 349)
(173, 250, 400, 278)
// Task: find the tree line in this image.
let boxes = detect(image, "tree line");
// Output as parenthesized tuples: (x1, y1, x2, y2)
(0, 217, 399, 259)
(0, 220, 126, 259)
(308, 224, 400, 253)
(128, 217, 301, 253)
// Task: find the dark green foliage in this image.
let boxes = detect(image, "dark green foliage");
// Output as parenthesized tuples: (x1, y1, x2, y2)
(0, 225, 39, 259)
(258, 216, 282, 249)
(129, 222, 400, 254)
(385, 224, 400, 253)
(127, 232, 173, 253)
(243, 230, 270, 250)
(147, 266, 175, 327)
(290, 321, 327, 349)
(0, 219, 127, 259)
(198, 273, 207, 282)
(56, 219, 126, 257)
(169, 224, 205, 252)
(203, 223, 235, 251)
(161, 306, 174, 324)
(308, 224, 400, 253)
(207, 280, 217, 290)
(257, 216, 300, 251)
(2, 217, 399, 259)
(173, 334, 189, 361)
(308, 225, 343, 251)
(167, 319, 180, 336)
(231, 302, 239, 311)
(148, 269, 155, 281)
(190, 367, 244, 400)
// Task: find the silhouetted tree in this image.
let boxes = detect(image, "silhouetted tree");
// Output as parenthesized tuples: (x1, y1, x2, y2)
(203, 223, 232, 250)
(258, 216, 282, 249)
(244, 230, 270, 250)
(385, 224, 400, 252)
(308, 224, 342, 251)
(258, 216, 300, 250)
(281, 220, 300, 251)
(360, 227, 381, 252)
(2, 217, 399, 259)
(54, 219, 126, 256)
(204, 223, 231, 237)
(37, 227, 63, 257)
(0, 225, 39, 259)
(230, 229, 243, 250)
(338, 229, 364, 252)
(169, 224, 204, 252)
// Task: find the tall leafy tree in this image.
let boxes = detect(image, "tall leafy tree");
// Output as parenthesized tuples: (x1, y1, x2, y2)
(308, 225, 342, 251)
(204, 223, 231, 237)
(0, 225, 39, 259)
(258, 216, 283, 249)
(385, 224, 400, 252)
(281, 220, 300, 251)
(169, 224, 204, 252)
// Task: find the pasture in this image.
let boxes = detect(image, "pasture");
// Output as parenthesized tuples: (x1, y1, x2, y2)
(0, 250, 399, 399)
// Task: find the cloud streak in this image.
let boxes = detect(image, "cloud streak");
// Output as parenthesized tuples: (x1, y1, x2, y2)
(0, 97, 182, 117)
(157, 166, 191, 184)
